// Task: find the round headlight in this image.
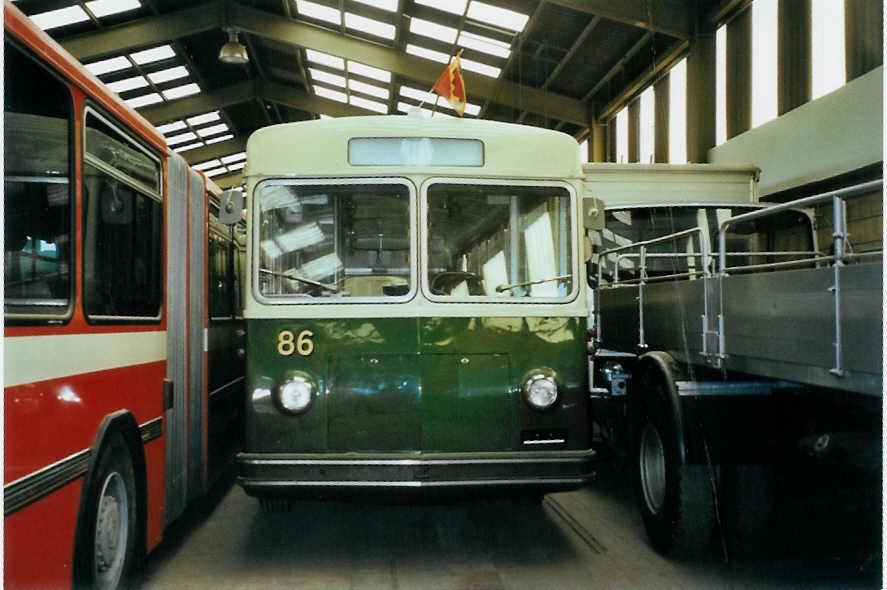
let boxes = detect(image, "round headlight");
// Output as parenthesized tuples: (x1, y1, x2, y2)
(523, 374, 559, 410)
(277, 376, 314, 414)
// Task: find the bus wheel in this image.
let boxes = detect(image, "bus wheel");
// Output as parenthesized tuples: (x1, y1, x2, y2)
(634, 386, 714, 558)
(84, 433, 137, 590)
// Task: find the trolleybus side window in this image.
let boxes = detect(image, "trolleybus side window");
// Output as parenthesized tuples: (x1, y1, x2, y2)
(255, 180, 413, 301)
(425, 183, 573, 299)
(82, 109, 163, 321)
(209, 203, 234, 319)
(3, 40, 73, 321)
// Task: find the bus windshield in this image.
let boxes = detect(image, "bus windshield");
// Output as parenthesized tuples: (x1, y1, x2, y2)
(256, 180, 412, 300)
(426, 183, 573, 299)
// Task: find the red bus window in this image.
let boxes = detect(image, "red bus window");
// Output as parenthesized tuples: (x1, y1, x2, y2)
(4, 40, 73, 321)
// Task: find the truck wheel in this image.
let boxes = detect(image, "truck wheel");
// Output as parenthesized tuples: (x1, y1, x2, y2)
(634, 386, 715, 558)
(79, 432, 138, 590)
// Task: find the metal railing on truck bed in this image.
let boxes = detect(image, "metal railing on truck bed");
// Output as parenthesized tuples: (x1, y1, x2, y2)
(595, 180, 882, 395)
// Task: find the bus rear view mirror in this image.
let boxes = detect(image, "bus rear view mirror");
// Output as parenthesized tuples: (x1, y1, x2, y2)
(219, 189, 244, 225)
(583, 196, 605, 231)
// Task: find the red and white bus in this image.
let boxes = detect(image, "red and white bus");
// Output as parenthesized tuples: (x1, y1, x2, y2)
(3, 3, 245, 588)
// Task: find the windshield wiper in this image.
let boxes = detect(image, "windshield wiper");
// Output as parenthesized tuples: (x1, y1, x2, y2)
(259, 268, 340, 293)
(496, 274, 572, 293)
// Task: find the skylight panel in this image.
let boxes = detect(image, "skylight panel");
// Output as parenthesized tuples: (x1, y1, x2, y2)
(397, 102, 451, 118)
(349, 80, 389, 100)
(310, 68, 347, 88)
(305, 49, 344, 70)
(410, 18, 458, 44)
(166, 132, 198, 146)
(228, 161, 246, 171)
(414, 0, 467, 16)
(347, 61, 391, 83)
(221, 153, 246, 164)
(405, 44, 449, 64)
(173, 142, 203, 153)
(130, 45, 176, 65)
(463, 102, 480, 116)
(147, 66, 189, 84)
(296, 0, 341, 25)
(400, 85, 433, 102)
(314, 86, 348, 103)
(107, 76, 149, 93)
(466, 1, 528, 32)
(353, 0, 397, 11)
(207, 134, 234, 144)
(319, 114, 335, 119)
(187, 112, 221, 126)
(85, 0, 141, 18)
(458, 30, 510, 59)
(85, 56, 132, 77)
(344, 13, 395, 39)
(126, 93, 163, 108)
(163, 83, 200, 100)
(461, 57, 500, 78)
(31, 6, 89, 30)
(196, 123, 229, 138)
(194, 160, 223, 171)
(350, 95, 388, 113)
(157, 120, 187, 134)
(205, 168, 227, 178)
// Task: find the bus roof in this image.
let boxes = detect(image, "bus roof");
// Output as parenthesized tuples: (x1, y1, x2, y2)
(246, 115, 581, 180)
(582, 163, 761, 208)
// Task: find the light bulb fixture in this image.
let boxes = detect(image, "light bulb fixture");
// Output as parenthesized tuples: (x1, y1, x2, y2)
(219, 29, 248, 65)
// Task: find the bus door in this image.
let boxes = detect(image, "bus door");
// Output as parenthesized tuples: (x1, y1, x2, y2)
(187, 168, 207, 501)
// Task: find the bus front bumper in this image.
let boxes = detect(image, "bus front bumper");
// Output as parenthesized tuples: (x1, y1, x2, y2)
(236, 449, 595, 495)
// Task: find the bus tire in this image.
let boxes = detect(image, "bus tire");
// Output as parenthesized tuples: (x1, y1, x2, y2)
(78, 432, 138, 590)
(634, 376, 714, 558)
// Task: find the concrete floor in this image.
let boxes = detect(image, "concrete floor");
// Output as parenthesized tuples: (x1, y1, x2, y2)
(136, 459, 881, 590)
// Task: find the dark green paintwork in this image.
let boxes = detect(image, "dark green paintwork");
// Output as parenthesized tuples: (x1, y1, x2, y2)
(245, 316, 588, 454)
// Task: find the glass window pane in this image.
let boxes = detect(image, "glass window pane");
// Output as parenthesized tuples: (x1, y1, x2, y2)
(82, 163, 163, 319)
(85, 111, 161, 194)
(426, 184, 573, 299)
(4, 41, 73, 318)
(257, 182, 412, 300)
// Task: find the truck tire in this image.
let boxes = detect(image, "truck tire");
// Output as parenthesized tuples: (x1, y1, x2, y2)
(634, 373, 715, 558)
(77, 432, 138, 590)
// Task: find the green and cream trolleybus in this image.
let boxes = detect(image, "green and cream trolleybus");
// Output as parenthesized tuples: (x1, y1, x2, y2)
(220, 114, 596, 507)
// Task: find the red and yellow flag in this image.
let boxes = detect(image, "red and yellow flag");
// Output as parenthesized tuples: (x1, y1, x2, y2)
(432, 53, 467, 116)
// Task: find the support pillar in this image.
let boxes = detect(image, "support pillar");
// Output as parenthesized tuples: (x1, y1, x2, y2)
(687, 26, 716, 163)
(726, 7, 752, 139)
(778, 0, 811, 115)
(845, 0, 883, 82)
(591, 122, 607, 163)
(654, 74, 670, 163)
(627, 99, 640, 163)
(607, 118, 617, 162)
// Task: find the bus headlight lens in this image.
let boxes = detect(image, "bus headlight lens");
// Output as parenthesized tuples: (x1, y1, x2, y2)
(277, 376, 314, 414)
(523, 374, 559, 410)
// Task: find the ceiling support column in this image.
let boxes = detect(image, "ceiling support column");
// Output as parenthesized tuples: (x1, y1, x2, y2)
(726, 7, 751, 140)
(627, 99, 640, 163)
(686, 21, 716, 163)
(653, 74, 670, 163)
(778, 0, 811, 115)
(845, 0, 883, 82)
(590, 121, 607, 163)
